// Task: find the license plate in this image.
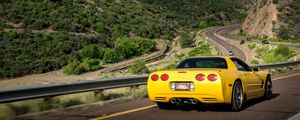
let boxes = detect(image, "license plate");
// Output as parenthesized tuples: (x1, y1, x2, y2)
(175, 83, 190, 90)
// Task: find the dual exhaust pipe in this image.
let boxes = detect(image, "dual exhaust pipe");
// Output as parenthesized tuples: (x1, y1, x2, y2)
(170, 98, 198, 105)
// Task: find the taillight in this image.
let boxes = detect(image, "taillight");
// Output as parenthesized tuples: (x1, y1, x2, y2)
(207, 74, 218, 81)
(151, 74, 159, 81)
(195, 74, 205, 81)
(160, 74, 169, 81)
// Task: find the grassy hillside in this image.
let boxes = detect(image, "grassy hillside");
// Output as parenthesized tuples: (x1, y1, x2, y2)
(0, 0, 245, 78)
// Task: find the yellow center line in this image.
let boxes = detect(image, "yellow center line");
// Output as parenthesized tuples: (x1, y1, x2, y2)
(91, 72, 300, 120)
(90, 104, 157, 120)
(273, 73, 300, 81)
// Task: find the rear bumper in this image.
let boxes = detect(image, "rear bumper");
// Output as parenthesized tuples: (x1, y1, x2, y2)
(147, 71, 230, 104)
(149, 92, 225, 103)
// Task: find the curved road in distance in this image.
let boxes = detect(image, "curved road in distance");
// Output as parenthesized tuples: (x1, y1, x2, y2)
(203, 25, 249, 62)
(22, 70, 300, 120)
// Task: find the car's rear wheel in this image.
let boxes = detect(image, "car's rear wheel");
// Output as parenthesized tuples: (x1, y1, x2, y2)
(231, 81, 243, 111)
(264, 79, 272, 99)
(156, 102, 173, 110)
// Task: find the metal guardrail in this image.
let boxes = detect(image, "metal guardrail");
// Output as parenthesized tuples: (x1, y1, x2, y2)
(0, 75, 148, 103)
(251, 60, 300, 69)
(0, 60, 299, 103)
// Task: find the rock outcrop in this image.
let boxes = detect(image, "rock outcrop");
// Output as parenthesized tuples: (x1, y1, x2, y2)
(242, 0, 277, 38)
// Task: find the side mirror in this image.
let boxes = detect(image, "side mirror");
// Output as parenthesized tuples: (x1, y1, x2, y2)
(252, 67, 260, 72)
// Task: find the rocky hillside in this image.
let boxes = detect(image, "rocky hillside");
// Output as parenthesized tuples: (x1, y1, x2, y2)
(242, 0, 299, 40)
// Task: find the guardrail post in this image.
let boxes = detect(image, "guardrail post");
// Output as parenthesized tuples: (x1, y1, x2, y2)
(94, 90, 104, 100)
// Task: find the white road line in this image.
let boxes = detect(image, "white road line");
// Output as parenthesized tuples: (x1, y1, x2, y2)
(288, 112, 300, 120)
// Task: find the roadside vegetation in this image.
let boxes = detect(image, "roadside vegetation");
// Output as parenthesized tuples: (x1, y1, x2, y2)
(261, 45, 296, 63)
(243, 42, 296, 64)
(0, 0, 246, 78)
(63, 37, 155, 75)
(0, 86, 147, 120)
(160, 41, 217, 70)
(250, 36, 300, 43)
(128, 60, 150, 74)
(179, 32, 195, 48)
(237, 29, 300, 44)
(188, 43, 214, 57)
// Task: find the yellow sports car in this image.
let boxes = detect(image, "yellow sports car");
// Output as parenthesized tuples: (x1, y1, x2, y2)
(147, 56, 272, 111)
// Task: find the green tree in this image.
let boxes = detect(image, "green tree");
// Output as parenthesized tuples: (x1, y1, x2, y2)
(63, 61, 83, 75)
(114, 37, 156, 58)
(81, 59, 102, 71)
(240, 40, 245, 44)
(102, 48, 124, 64)
(199, 20, 208, 29)
(80, 44, 103, 60)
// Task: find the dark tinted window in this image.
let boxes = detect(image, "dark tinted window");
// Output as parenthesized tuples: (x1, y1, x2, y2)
(176, 58, 228, 69)
(230, 58, 251, 71)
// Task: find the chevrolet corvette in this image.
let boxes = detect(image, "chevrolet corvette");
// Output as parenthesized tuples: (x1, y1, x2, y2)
(147, 56, 272, 111)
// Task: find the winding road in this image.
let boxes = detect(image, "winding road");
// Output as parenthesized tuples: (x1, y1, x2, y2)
(203, 24, 249, 63)
(18, 25, 300, 120)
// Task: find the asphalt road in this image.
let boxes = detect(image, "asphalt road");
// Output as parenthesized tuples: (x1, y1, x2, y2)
(203, 25, 248, 62)
(21, 70, 300, 120)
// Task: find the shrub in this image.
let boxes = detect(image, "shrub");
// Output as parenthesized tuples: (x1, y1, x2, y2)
(8, 31, 18, 39)
(240, 40, 245, 45)
(63, 61, 86, 75)
(114, 37, 156, 59)
(239, 29, 244, 35)
(188, 44, 213, 57)
(95, 22, 105, 33)
(247, 43, 256, 49)
(251, 59, 259, 64)
(274, 45, 296, 58)
(128, 60, 150, 74)
(82, 59, 101, 71)
(102, 48, 124, 64)
(273, 0, 279, 4)
(80, 44, 103, 60)
(263, 53, 286, 63)
(239, 11, 248, 20)
(277, 28, 290, 39)
(256, 45, 269, 57)
(257, 45, 295, 63)
(179, 32, 194, 48)
(199, 20, 208, 29)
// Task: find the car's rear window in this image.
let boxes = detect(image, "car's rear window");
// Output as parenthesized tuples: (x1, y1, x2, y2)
(176, 58, 228, 69)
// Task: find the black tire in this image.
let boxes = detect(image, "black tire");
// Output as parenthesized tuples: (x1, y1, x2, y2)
(231, 81, 244, 111)
(156, 102, 173, 110)
(264, 78, 272, 99)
